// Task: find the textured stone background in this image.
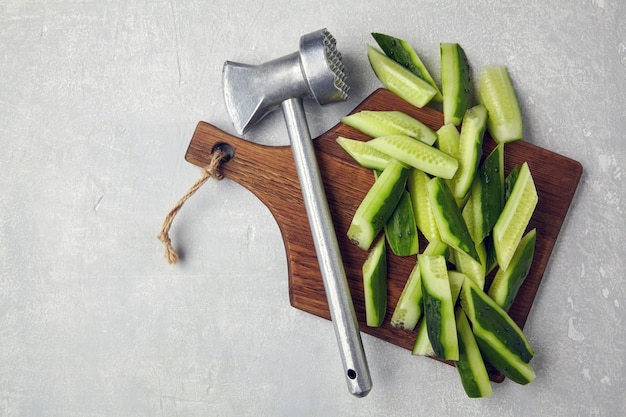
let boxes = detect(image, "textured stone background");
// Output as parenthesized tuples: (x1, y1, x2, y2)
(1, 0, 624, 415)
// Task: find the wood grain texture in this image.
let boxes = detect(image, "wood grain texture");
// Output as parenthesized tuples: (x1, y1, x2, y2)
(185, 88, 583, 381)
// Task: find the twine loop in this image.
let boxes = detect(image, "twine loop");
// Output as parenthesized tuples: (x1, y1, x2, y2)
(158, 149, 227, 264)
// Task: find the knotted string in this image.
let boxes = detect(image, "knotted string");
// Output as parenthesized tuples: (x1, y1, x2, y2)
(158, 149, 227, 264)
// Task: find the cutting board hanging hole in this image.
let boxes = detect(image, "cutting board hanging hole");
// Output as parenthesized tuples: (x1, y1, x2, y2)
(212, 142, 234, 162)
(157, 147, 230, 264)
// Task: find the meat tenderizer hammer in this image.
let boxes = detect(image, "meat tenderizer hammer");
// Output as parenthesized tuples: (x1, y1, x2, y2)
(222, 28, 372, 397)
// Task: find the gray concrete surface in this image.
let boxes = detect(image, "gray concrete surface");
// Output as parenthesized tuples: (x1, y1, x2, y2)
(1, 0, 624, 415)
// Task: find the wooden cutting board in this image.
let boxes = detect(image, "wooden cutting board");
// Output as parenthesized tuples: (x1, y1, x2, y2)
(185, 88, 583, 381)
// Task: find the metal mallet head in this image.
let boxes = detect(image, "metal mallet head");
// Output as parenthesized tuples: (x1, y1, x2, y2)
(222, 29, 372, 397)
(223, 28, 349, 135)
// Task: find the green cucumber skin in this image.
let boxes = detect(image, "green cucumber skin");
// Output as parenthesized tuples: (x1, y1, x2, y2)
(385, 190, 419, 256)
(474, 332, 536, 385)
(455, 309, 493, 398)
(428, 177, 480, 263)
(483, 235, 499, 275)
(470, 289, 533, 362)
(423, 295, 445, 358)
(453, 104, 488, 200)
(363, 236, 388, 327)
(420, 255, 459, 361)
(488, 229, 537, 311)
(367, 45, 437, 108)
(347, 160, 410, 250)
(372, 32, 443, 101)
(463, 143, 505, 243)
(504, 164, 520, 202)
(441, 43, 471, 126)
(411, 242, 455, 355)
(478, 143, 505, 236)
(461, 279, 534, 363)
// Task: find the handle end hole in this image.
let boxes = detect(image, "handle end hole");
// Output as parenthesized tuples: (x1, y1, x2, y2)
(347, 369, 357, 380)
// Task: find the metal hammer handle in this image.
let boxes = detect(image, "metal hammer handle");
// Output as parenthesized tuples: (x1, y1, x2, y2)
(281, 97, 372, 397)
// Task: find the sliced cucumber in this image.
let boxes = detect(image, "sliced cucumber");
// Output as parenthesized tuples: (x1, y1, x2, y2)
(474, 331, 536, 385)
(348, 159, 410, 251)
(423, 239, 450, 258)
(407, 169, 441, 243)
(488, 229, 536, 311)
(483, 235, 499, 275)
(441, 43, 471, 126)
(462, 143, 505, 243)
(336, 136, 391, 171)
(460, 278, 534, 364)
(451, 104, 488, 200)
(436, 123, 460, 158)
(384, 190, 419, 256)
(413, 269, 465, 358)
(436, 123, 467, 206)
(454, 241, 487, 289)
(454, 308, 493, 398)
(392, 240, 450, 331)
(341, 110, 438, 145)
(368, 135, 458, 179)
(504, 164, 520, 202)
(479, 65, 523, 143)
(492, 162, 538, 271)
(372, 32, 443, 102)
(390, 262, 422, 330)
(447, 270, 466, 301)
(362, 235, 388, 327)
(412, 318, 434, 356)
(427, 177, 480, 263)
(420, 254, 459, 361)
(367, 45, 437, 108)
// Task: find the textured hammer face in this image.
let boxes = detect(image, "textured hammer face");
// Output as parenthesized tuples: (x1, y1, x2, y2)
(299, 28, 349, 105)
(222, 28, 349, 136)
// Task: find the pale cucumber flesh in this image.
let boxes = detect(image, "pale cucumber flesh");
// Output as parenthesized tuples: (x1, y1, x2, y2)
(336, 136, 391, 171)
(341, 110, 438, 145)
(493, 162, 538, 271)
(407, 169, 441, 243)
(479, 65, 523, 143)
(368, 45, 437, 108)
(390, 263, 422, 330)
(368, 135, 458, 179)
